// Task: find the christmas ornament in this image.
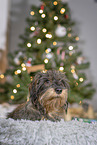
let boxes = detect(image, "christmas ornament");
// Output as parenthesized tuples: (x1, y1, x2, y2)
(77, 57, 85, 64)
(14, 52, 23, 65)
(46, 53, 53, 59)
(54, 16, 58, 21)
(61, 51, 65, 60)
(26, 58, 32, 67)
(55, 25, 67, 37)
(40, 4, 44, 10)
(57, 47, 62, 55)
(73, 72, 78, 80)
(65, 14, 69, 19)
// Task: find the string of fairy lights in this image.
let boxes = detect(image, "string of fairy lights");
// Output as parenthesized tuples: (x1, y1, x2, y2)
(0, 1, 84, 100)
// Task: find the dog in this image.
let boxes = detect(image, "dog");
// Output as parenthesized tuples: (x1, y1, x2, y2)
(8, 70, 69, 121)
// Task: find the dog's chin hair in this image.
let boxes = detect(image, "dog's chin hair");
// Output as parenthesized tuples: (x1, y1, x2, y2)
(39, 88, 68, 113)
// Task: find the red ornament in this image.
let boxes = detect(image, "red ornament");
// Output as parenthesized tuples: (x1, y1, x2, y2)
(40, 5, 44, 10)
(65, 14, 69, 19)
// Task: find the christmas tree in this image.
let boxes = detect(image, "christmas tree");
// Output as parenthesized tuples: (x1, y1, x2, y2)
(1, 0, 95, 104)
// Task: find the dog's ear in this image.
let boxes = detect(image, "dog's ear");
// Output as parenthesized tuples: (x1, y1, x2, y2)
(29, 72, 43, 101)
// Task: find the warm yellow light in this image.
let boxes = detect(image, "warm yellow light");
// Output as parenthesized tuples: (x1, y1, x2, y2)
(37, 38, 42, 44)
(39, 9, 43, 14)
(53, 1, 58, 5)
(30, 11, 35, 16)
(75, 36, 79, 41)
(44, 59, 49, 63)
(53, 41, 57, 46)
(60, 8, 65, 14)
(30, 26, 35, 31)
(17, 69, 21, 74)
(45, 48, 51, 53)
(41, 14, 46, 18)
(22, 67, 26, 71)
(54, 16, 58, 21)
(76, 82, 78, 86)
(68, 46, 73, 50)
(42, 70, 47, 73)
(59, 67, 64, 71)
(14, 71, 18, 75)
(0, 74, 4, 79)
(21, 63, 26, 67)
(68, 33, 72, 37)
(42, 28, 47, 33)
(79, 101, 82, 104)
(45, 33, 52, 39)
(79, 78, 84, 82)
(71, 69, 75, 73)
(30, 76, 33, 81)
(16, 84, 20, 88)
(13, 89, 17, 94)
(27, 43, 31, 47)
(11, 95, 14, 100)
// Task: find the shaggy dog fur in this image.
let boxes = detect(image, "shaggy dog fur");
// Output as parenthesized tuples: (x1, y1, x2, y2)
(8, 70, 69, 121)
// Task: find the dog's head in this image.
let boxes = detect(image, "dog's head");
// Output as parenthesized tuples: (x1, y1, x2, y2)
(29, 70, 69, 115)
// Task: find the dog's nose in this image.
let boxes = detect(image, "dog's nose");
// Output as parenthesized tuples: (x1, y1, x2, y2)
(55, 88, 62, 94)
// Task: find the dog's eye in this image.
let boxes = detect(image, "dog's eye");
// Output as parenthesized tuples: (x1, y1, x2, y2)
(45, 79, 50, 84)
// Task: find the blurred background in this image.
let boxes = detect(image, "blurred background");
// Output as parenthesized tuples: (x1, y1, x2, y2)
(0, 0, 97, 116)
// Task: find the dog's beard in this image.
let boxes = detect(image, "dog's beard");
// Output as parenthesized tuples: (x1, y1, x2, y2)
(38, 88, 68, 114)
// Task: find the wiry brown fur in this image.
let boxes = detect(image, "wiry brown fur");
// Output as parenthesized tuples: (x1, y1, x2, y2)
(8, 70, 69, 121)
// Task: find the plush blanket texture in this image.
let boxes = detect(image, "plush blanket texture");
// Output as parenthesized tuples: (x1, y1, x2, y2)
(0, 118, 97, 145)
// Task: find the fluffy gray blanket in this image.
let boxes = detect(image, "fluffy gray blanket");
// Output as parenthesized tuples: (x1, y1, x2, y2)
(0, 118, 97, 145)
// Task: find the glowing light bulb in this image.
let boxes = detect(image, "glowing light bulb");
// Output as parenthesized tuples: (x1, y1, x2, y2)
(30, 26, 35, 31)
(75, 36, 79, 41)
(42, 28, 47, 33)
(60, 8, 65, 14)
(45, 48, 51, 53)
(37, 38, 41, 44)
(14, 71, 18, 75)
(54, 16, 58, 21)
(44, 58, 49, 63)
(68, 33, 72, 37)
(16, 84, 20, 88)
(76, 82, 78, 86)
(71, 69, 75, 73)
(39, 9, 43, 14)
(30, 11, 35, 16)
(53, 41, 57, 46)
(42, 70, 47, 73)
(11, 95, 14, 100)
(41, 14, 46, 18)
(53, 1, 58, 5)
(79, 78, 84, 82)
(21, 63, 26, 67)
(79, 101, 82, 104)
(17, 70, 21, 74)
(22, 67, 26, 71)
(59, 67, 64, 71)
(27, 43, 31, 47)
(13, 89, 17, 94)
(0, 74, 4, 79)
(45, 33, 52, 39)
(68, 46, 73, 50)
